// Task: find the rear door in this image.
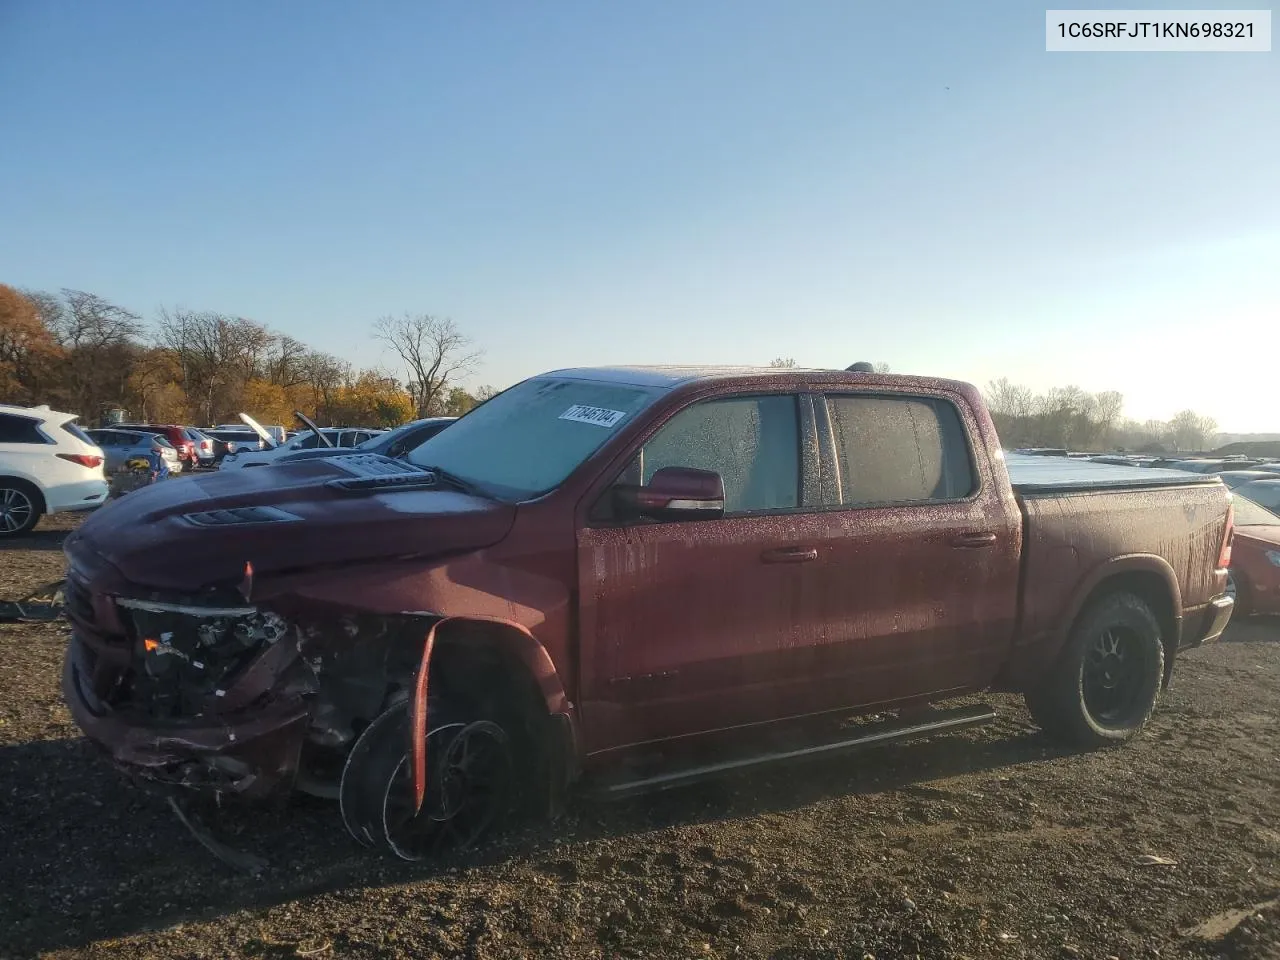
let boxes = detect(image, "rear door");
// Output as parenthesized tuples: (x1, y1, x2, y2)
(802, 391, 1020, 708)
(577, 392, 832, 753)
(94, 430, 128, 471)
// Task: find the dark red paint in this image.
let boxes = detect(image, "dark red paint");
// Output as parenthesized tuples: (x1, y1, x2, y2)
(61, 368, 1235, 804)
(1230, 524, 1280, 616)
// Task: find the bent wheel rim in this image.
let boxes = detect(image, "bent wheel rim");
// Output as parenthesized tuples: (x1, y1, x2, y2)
(1082, 625, 1149, 726)
(381, 720, 512, 862)
(0, 488, 34, 532)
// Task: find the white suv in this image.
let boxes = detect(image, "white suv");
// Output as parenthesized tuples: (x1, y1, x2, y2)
(0, 404, 109, 536)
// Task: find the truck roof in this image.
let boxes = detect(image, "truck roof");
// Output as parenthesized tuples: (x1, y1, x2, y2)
(541, 365, 970, 392)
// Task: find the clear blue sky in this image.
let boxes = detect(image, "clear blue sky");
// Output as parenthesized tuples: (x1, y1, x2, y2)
(1, 1, 1276, 430)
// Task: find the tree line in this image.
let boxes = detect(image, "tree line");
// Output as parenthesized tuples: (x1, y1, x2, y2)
(0, 283, 1224, 451)
(984, 377, 1219, 453)
(0, 284, 493, 429)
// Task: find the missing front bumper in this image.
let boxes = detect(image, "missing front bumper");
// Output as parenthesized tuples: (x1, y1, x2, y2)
(63, 643, 311, 799)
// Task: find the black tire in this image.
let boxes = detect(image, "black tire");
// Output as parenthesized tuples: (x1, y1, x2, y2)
(0, 481, 43, 537)
(339, 699, 513, 861)
(1025, 592, 1165, 747)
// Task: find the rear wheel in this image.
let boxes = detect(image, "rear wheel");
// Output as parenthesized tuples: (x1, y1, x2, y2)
(0, 482, 42, 537)
(1025, 591, 1164, 747)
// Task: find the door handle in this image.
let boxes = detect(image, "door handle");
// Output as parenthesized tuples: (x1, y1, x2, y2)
(760, 546, 819, 564)
(951, 532, 998, 548)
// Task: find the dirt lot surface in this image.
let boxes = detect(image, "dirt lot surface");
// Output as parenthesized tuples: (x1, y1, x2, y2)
(2, 514, 1278, 960)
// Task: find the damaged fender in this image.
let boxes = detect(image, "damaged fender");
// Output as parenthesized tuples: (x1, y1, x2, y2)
(408, 614, 577, 813)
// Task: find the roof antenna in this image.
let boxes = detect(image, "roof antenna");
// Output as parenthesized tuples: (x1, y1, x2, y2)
(846, 362, 875, 373)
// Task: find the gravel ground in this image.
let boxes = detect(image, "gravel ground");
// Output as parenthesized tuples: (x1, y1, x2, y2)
(1, 514, 1278, 960)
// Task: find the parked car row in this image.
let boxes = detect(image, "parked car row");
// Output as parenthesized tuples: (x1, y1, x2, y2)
(84, 428, 182, 474)
(219, 426, 386, 469)
(218, 417, 456, 469)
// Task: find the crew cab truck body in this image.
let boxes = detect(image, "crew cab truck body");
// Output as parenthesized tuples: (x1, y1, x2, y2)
(62, 367, 1234, 861)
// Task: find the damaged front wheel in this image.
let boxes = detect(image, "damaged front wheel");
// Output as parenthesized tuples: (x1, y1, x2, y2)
(339, 700, 513, 860)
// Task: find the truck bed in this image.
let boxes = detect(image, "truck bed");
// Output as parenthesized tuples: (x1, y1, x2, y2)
(1005, 453, 1220, 493)
(1003, 453, 1231, 688)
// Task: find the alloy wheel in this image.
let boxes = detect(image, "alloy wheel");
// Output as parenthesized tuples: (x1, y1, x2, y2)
(0, 488, 35, 534)
(380, 720, 512, 862)
(1081, 626, 1147, 725)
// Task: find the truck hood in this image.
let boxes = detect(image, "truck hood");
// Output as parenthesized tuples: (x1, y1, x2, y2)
(1236, 524, 1280, 550)
(66, 456, 517, 592)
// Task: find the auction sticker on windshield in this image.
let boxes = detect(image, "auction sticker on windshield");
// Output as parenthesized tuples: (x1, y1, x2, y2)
(560, 405, 628, 428)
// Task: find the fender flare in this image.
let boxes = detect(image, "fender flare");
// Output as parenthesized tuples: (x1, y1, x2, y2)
(408, 615, 576, 813)
(1055, 553, 1183, 649)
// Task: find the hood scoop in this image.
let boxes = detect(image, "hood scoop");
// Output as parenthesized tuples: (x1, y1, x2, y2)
(185, 506, 302, 526)
(323, 454, 439, 493)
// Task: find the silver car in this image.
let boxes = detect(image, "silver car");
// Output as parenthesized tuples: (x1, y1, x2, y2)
(85, 429, 182, 474)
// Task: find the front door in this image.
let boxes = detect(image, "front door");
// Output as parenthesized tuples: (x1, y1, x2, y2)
(576, 393, 825, 755)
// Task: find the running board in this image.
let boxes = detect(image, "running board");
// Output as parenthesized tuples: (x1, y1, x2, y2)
(587, 704, 997, 801)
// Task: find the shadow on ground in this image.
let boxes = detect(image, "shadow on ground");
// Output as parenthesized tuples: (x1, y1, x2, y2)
(0, 713, 1082, 957)
(0, 527, 71, 553)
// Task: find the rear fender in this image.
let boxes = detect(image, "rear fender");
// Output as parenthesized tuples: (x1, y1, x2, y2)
(1060, 554, 1182, 637)
(1003, 554, 1182, 690)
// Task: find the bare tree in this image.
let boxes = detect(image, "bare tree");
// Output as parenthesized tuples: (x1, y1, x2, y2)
(373, 314, 481, 417)
(264, 334, 311, 387)
(1092, 390, 1124, 447)
(155, 309, 268, 423)
(1166, 410, 1218, 453)
(985, 378, 1034, 419)
(57, 290, 143, 349)
(35, 289, 144, 418)
(768, 357, 796, 368)
(872, 362, 891, 374)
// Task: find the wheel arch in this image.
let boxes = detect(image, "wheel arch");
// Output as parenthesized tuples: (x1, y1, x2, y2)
(407, 615, 578, 816)
(1060, 556, 1181, 689)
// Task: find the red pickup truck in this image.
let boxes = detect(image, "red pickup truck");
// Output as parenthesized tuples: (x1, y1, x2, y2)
(62, 366, 1235, 862)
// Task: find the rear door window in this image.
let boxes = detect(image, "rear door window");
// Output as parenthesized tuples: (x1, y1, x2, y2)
(0, 414, 47, 444)
(825, 395, 974, 505)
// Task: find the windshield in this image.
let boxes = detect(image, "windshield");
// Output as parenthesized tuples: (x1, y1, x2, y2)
(1233, 495, 1280, 526)
(407, 378, 664, 499)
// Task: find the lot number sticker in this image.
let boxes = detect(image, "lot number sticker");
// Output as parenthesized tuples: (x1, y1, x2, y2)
(559, 405, 628, 428)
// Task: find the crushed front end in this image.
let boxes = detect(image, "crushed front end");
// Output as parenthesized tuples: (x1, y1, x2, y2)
(62, 568, 321, 798)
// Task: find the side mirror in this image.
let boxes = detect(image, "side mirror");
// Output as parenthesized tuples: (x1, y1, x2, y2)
(614, 466, 725, 522)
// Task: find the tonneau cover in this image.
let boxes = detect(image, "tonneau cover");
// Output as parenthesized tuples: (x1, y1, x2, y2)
(1005, 453, 1221, 493)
